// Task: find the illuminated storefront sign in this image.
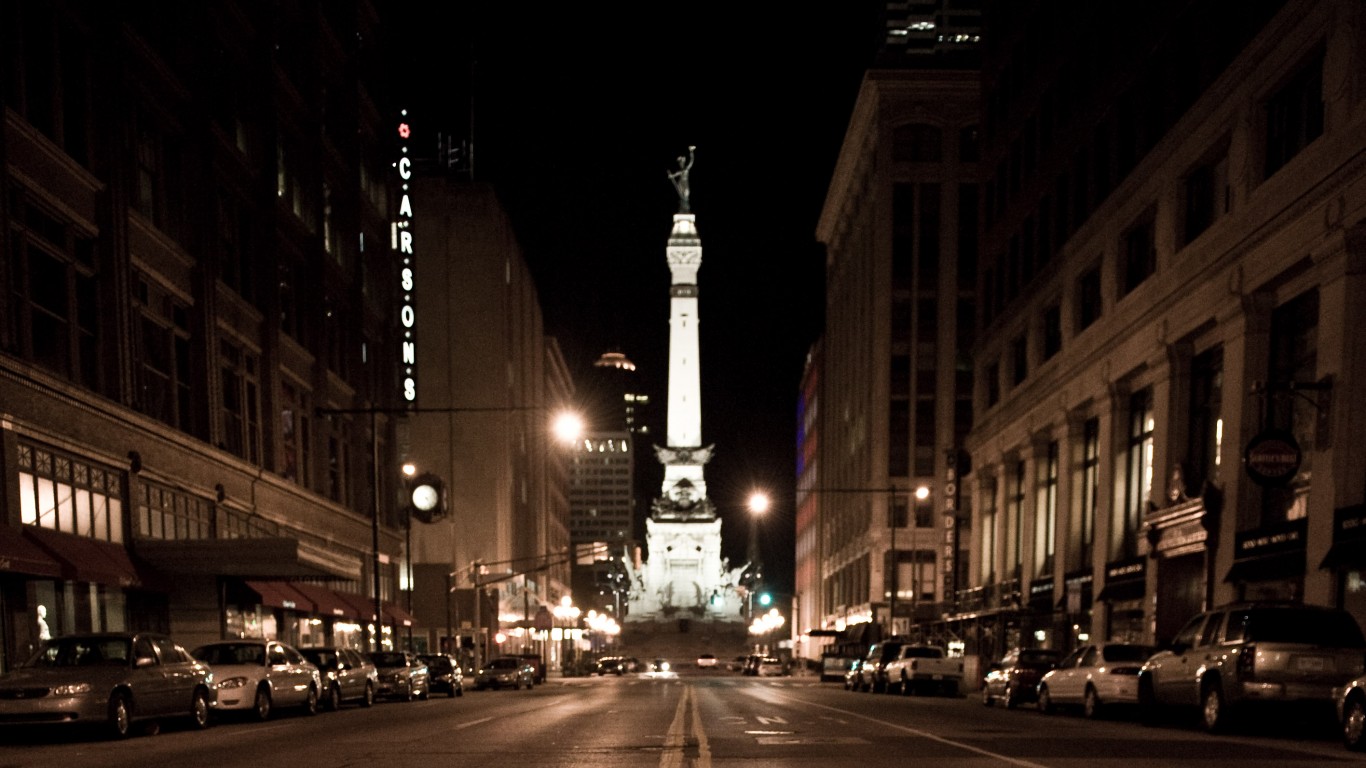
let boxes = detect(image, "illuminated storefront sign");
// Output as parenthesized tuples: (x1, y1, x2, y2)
(394, 111, 417, 403)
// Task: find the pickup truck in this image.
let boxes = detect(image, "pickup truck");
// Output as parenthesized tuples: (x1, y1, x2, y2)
(882, 645, 963, 696)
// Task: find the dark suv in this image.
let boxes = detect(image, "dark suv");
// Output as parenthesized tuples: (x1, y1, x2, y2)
(1138, 602, 1366, 732)
(419, 653, 464, 698)
(855, 640, 907, 693)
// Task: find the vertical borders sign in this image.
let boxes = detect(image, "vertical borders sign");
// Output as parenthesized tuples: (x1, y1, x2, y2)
(394, 110, 417, 404)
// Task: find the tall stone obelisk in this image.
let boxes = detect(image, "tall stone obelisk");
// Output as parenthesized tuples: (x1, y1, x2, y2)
(628, 148, 746, 623)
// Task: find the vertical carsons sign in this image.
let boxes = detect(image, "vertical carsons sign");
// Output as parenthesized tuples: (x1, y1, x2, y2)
(394, 110, 417, 403)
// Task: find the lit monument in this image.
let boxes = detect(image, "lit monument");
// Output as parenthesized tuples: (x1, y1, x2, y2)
(628, 147, 747, 623)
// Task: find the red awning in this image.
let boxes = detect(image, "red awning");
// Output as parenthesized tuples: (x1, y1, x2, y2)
(333, 590, 380, 622)
(246, 581, 313, 612)
(384, 602, 417, 628)
(24, 528, 157, 589)
(289, 583, 360, 620)
(0, 527, 62, 578)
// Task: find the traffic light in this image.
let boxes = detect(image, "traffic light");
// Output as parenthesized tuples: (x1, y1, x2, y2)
(758, 592, 772, 607)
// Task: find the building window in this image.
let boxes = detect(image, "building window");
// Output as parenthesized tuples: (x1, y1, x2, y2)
(1035, 441, 1058, 577)
(134, 274, 197, 437)
(1077, 265, 1102, 331)
(1263, 289, 1318, 524)
(1115, 388, 1154, 559)
(1182, 145, 1229, 246)
(220, 339, 261, 465)
(1042, 304, 1062, 360)
(1076, 417, 1099, 567)
(281, 381, 312, 488)
(216, 191, 259, 307)
(1010, 334, 1028, 386)
(1006, 460, 1025, 578)
(1264, 48, 1324, 179)
(1186, 347, 1223, 494)
(132, 107, 188, 244)
(980, 479, 997, 584)
(17, 441, 124, 543)
(134, 480, 211, 541)
(1120, 212, 1156, 296)
(889, 399, 910, 477)
(986, 360, 1000, 406)
(8, 198, 102, 390)
(5, 5, 92, 165)
(894, 123, 943, 162)
(326, 418, 352, 506)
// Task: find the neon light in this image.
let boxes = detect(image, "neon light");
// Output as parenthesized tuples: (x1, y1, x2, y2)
(395, 110, 417, 403)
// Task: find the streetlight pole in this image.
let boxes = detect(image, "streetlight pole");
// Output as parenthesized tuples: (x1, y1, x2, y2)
(747, 492, 769, 620)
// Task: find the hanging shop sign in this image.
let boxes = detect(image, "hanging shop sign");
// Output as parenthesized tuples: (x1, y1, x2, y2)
(1244, 429, 1301, 486)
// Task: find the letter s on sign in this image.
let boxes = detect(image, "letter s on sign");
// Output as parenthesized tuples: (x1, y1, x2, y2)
(401, 268, 414, 291)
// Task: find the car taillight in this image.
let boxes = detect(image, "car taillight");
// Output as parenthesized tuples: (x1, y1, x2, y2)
(1238, 644, 1256, 677)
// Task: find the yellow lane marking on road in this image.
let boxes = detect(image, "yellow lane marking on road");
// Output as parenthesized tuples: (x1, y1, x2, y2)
(660, 684, 712, 768)
(755, 690, 1052, 768)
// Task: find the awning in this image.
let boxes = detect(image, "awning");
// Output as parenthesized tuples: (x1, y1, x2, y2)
(333, 590, 381, 622)
(25, 528, 159, 589)
(0, 527, 62, 578)
(246, 581, 313, 612)
(1095, 579, 1146, 603)
(384, 602, 417, 627)
(1321, 540, 1366, 570)
(134, 538, 361, 580)
(289, 583, 360, 620)
(1224, 550, 1306, 584)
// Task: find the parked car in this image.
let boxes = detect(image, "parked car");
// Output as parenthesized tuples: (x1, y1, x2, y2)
(1336, 672, 1366, 750)
(0, 632, 214, 738)
(419, 653, 464, 698)
(696, 653, 718, 668)
(368, 651, 430, 701)
(513, 653, 546, 684)
(474, 657, 534, 690)
(982, 648, 1062, 709)
(756, 657, 786, 677)
(728, 656, 749, 673)
(855, 640, 908, 693)
(299, 646, 377, 710)
(882, 644, 964, 696)
(741, 654, 763, 676)
(843, 658, 865, 691)
(1036, 642, 1155, 718)
(192, 639, 320, 720)
(1139, 602, 1366, 732)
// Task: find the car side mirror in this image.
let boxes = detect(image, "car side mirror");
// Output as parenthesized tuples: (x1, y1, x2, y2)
(1168, 641, 1189, 654)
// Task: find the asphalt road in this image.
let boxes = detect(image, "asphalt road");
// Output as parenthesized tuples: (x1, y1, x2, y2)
(1, 671, 1361, 767)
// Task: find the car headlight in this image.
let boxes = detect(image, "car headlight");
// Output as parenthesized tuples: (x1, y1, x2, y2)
(217, 676, 249, 690)
(50, 683, 92, 696)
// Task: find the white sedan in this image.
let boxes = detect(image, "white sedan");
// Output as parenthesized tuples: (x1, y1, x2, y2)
(192, 640, 321, 720)
(1036, 642, 1155, 718)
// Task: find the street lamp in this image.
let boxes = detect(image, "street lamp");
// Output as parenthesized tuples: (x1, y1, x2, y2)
(746, 492, 769, 618)
(552, 595, 580, 675)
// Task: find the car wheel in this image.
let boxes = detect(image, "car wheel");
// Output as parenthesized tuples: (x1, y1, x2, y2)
(1083, 686, 1102, 719)
(303, 685, 319, 715)
(108, 691, 133, 739)
(190, 687, 211, 729)
(447, 682, 457, 698)
(253, 686, 273, 721)
(1037, 685, 1053, 714)
(1004, 684, 1018, 709)
(1344, 694, 1366, 750)
(362, 681, 375, 708)
(982, 683, 993, 706)
(419, 684, 430, 701)
(456, 683, 464, 698)
(1200, 683, 1226, 733)
(325, 683, 342, 712)
(901, 675, 913, 696)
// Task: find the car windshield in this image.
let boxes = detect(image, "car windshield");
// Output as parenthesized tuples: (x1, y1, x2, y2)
(1017, 650, 1061, 665)
(301, 649, 337, 669)
(1236, 608, 1366, 646)
(422, 656, 452, 671)
(25, 637, 131, 668)
(370, 652, 409, 667)
(193, 643, 264, 666)
(1100, 644, 1156, 662)
(485, 658, 519, 669)
(903, 647, 941, 658)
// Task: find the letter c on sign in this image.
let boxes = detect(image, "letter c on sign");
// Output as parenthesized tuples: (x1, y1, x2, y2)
(398, 157, 412, 180)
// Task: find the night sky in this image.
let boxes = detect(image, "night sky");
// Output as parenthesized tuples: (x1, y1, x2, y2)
(397, 4, 884, 595)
